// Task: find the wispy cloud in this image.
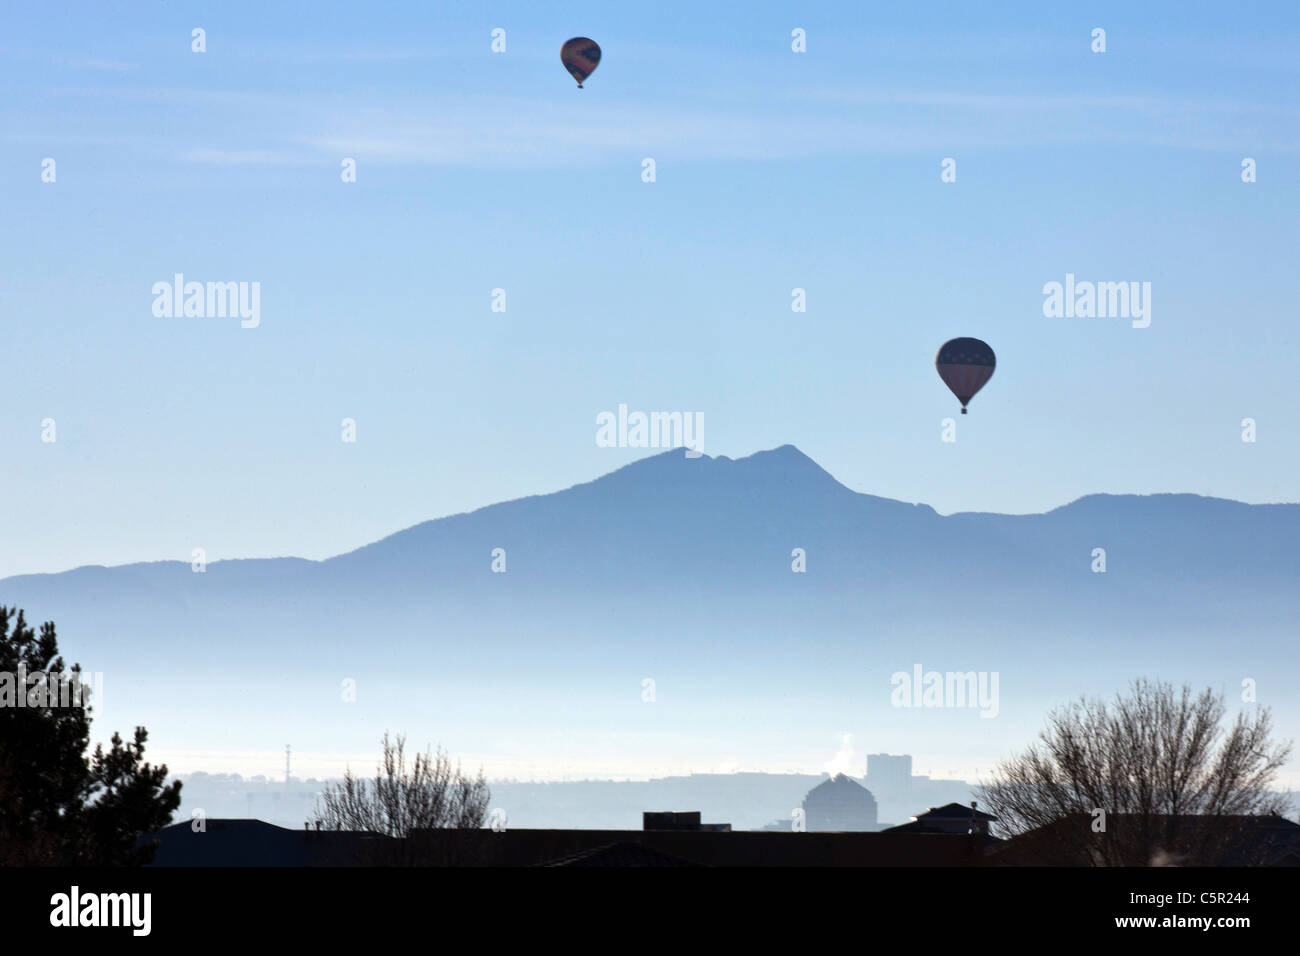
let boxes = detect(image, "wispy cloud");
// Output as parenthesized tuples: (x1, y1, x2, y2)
(234, 45, 430, 66)
(299, 90, 1300, 165)
(805, 85, 1300, 118)
(297, 94, 1010, 166)
(54, 55, 138, 72)
(177, 147, 318, 166)
(32, 77, 1300, 175)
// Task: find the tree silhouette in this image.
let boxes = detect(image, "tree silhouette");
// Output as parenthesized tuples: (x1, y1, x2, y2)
(980, 678, 1293, 865)
(0, 607, 181, 865)
(314, 732, 489, 863)
(315, 731, 489, 834)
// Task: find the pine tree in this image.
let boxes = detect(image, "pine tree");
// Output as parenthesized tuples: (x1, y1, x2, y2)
(0, 606, 181, 865)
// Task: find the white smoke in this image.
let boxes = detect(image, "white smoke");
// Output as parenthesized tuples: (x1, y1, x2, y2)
(823, 733, 855, 778)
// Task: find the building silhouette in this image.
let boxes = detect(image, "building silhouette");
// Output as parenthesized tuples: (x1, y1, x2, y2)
(801, 774, 878, 831)
(643, 811, 731, 832)
(866, 754, 913, 795)
(884, 802, 995, 835)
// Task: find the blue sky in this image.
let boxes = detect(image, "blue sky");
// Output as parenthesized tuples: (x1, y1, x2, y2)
(3, 0, 1299, 586)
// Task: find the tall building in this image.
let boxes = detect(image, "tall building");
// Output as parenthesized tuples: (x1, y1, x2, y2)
(866, 753, 913, 795)
(801, 774, 878, 831)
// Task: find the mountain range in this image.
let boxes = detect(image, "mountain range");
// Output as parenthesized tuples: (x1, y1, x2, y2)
(3, 445, 1295, 784)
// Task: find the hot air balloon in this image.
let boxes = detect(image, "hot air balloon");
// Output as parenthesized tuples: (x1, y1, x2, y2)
(560, 37, 601, 88)
(935, 337, 996, 414)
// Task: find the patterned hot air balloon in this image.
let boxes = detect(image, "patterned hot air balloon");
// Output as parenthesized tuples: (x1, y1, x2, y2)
(560, 37, 601, 88)
(935, 337, 996, 414)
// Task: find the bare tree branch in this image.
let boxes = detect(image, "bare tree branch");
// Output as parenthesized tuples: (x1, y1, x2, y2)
(979, 679, 1293, 865)
(313, 732, 490, 862)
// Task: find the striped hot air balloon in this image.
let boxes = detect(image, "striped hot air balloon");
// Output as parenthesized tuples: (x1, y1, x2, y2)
(935, 337, 996, 414)
(560, 37, 601, 88)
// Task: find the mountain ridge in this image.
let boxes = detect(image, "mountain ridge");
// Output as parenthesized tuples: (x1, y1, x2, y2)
(2, 443, 1295, 784)
(3, 444, 1290, 581)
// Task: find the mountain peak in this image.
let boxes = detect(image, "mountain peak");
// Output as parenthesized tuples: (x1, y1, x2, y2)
(584, 444, 850, 496)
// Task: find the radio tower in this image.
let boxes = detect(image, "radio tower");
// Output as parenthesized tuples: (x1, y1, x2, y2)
(285, 744, 291, 787)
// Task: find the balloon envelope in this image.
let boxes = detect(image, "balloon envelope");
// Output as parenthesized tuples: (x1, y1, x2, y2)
(561, 37, 601, 87)
(935, 337, 996, 412)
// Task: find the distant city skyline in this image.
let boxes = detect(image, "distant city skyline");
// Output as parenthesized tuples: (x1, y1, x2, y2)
(155, 740, 990, 786)
(173, 756, 983, 832)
